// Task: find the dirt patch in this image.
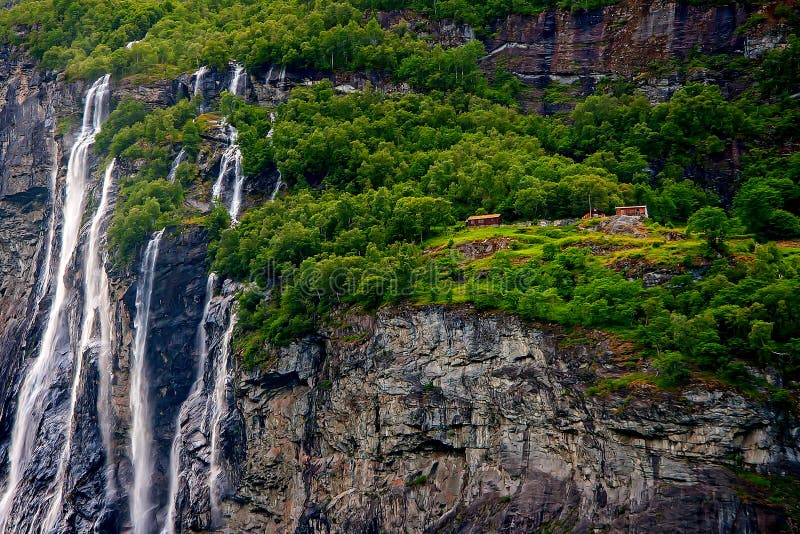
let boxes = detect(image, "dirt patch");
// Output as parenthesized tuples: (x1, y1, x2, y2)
(423, 245, 446, 255)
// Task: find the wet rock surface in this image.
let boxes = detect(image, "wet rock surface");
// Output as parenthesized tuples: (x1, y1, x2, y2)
(483, 0, 751, 77)
(224, 306, 800, 533)
(139, 229, 211, 517)
(0, 46, 65, 484)
(0, 10, 798, 532)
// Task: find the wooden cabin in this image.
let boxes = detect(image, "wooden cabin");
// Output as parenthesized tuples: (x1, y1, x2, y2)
(581, 208, 606, 219)
(615, 205, 649, 217)
(466, 214, 501, 227)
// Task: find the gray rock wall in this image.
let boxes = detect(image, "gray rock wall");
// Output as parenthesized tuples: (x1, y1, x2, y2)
(0, 9, 797, 531)
(0, 48, 63, 458)
(225, 306, 800, 533)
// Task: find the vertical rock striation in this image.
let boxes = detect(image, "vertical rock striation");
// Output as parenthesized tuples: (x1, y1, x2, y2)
(224, 306, 800, 533)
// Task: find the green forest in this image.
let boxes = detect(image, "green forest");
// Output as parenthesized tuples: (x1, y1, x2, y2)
(3, 0, 800, 397)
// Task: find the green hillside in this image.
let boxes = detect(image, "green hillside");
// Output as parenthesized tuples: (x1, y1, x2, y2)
(4, 0, 800, 394)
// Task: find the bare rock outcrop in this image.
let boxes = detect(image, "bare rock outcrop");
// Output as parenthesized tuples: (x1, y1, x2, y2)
(483, 0, 752, 78)
(595, 215, 648, 238)
(224, 306, 800, 533)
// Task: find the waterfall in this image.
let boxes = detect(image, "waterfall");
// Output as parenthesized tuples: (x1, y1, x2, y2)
(161, 273, 217, 534)
(212, 124, 245, 223)
(208, 311, 236, 524)
(167, 148, 187, 183)
(268, 112, 282, 200)
(42, 159, 118, 531)
(193, 66, 208, 97)
(266, 110, 277, 139)
(33, 122, 59, 319)
(130, 229, 165, 534)
(270, 170, 283, 201)
(162, 99, 254, 527)
(228, 63, 246, 97)
(0, 74, 110, 530)
(463, 24, 474, 41)
(265, 64, 274, 86)
(228, 144, 245, 223)
(277, 65, 286, 88)
(126, 39, 142, 49)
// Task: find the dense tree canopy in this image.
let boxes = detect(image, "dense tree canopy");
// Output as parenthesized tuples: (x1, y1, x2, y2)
(11, 0, 798, 390)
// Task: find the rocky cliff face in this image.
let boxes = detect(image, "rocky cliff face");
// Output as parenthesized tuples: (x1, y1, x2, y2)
(101, 228, 211, 531)
(0, 46, 66, 460)
(0, 6, 797, 532)
(224, 306, 800, 533)
(481, 0, 785, 108)
(483, 0, 753, 77)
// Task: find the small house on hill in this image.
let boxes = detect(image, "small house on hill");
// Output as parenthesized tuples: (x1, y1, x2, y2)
(615, 205, 648, 217)
(466, 214, 501, 227)
(582, 208, 606, 219)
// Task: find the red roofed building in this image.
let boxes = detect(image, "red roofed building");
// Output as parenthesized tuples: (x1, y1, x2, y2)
(615, 205, 649, 217)
(466, 214, 501, 227)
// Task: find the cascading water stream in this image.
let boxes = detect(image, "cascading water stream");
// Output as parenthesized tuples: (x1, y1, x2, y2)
(130, 229, 165, 534)
(212, 124, 246, 223)
(268, 113, 282, 200)
(208, 311, 237, 523)
(167, 148, 186, 183)
(32, 122, 60, 319)
(270, 170, 283, 201)
(138, 142, 194, 532)
(162, 100, 256, 529)
(0, 74, 111, 531)
(228, 145, 245, 223)
(42, 159, 118, 531)
(278, 65, 287, 88)
(193, 66, 208, 97)
(161, 273, 217, 534)
(228, 63, 246, 97)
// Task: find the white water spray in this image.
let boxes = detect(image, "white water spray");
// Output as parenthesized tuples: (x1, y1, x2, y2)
(130, 229, 165, 534)
(212, 125, 245, 222)
(42, 159, 117, 531)
(193, 66, 208, 97)
(270, 170, 283, 201)
(228, 149, 245, 223)
(32, 121, 59, 319)
(267, 112, 282, 200)
(161, 273, 217, 534)
(0, 74, 110, 530)
(228, 63, 246, 97)
(277, 65, 286, 88)
(208, 311, 236, 523)
(167, 148, 186, 183)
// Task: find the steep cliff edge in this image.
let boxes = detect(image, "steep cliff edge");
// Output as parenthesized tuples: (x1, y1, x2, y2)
(226, 306, 800, 533)
(0, 2, 797, 530)
(0, 46, 69, 450)
(483, 0, 755, 77)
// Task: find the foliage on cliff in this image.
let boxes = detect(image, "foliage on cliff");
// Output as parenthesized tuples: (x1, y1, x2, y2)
(101, 97, 201, 260)
(0, 0, 516, 99)
(206, 36, 800, 379)
(14, 0, 797, 387)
